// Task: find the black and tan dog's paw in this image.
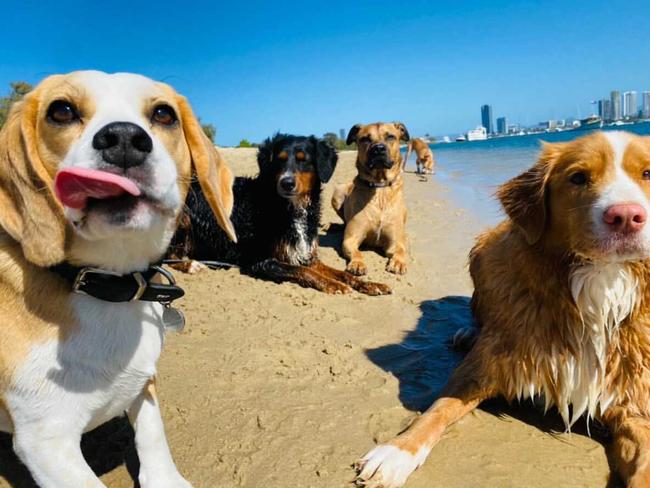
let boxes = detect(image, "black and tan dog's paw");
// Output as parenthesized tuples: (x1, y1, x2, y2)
(355, 280, 392, 296)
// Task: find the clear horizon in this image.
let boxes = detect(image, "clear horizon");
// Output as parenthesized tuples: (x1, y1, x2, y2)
(2, 0, 649, 145)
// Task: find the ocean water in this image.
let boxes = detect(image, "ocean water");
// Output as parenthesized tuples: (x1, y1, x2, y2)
(404, 122, 650, 224)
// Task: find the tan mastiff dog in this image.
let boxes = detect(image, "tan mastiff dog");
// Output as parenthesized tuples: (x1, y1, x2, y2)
(332, 122, 409, 275)
(405, 137, 435, 174)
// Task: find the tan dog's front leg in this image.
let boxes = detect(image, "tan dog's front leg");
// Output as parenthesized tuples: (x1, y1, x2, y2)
(343, 232, 367, 276)
(128, 379, 192, 488)
(608, 415, 650, 487)
(385, 226, 408, 275)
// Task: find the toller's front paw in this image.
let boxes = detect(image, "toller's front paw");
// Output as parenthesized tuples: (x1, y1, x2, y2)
(355, 444, 427, 488)
(386, 258, 407, 275)
(347, 260, 368, 276)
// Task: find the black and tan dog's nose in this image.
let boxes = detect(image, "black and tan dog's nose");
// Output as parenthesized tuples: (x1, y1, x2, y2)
(93, 122, 153, 168)
(279, 175, 297, 193)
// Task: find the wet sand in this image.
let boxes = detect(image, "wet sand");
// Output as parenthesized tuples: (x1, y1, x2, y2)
(0, 148, 614, 487)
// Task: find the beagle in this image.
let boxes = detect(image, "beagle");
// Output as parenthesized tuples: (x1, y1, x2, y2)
(0, 71, 235, 488)
(355, 131, 650, 487)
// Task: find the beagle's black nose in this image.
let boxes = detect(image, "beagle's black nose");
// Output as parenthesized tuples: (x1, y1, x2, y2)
(93, 122, 153, 169)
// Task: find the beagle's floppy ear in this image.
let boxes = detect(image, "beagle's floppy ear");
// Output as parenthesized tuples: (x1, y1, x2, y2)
(346, 124, 362, 145)
(176, 95, 236, 242)
(313, 137, 338, 183)
(497, 142, 560, 245)
(0, 93, 68, 266)
(393, 122, 410, 142)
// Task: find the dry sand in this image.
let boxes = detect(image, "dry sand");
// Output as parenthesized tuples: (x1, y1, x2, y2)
(0, 148, 615, 487)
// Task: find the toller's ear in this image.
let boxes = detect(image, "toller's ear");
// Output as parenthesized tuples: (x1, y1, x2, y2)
(497, 143, 560, 245)
(176, 95, 236, 242)
(0, 92, 68, 266)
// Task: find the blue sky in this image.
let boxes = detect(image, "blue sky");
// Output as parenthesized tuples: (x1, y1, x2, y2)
(1, 0, 649, 145)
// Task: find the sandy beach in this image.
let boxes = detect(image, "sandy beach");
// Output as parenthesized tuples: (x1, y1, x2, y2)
(0, 148, 614, 488)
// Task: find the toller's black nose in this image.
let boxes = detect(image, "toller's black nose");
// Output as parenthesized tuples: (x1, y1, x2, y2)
(92, 122, 153, 169)
(279, 176, 296, 192)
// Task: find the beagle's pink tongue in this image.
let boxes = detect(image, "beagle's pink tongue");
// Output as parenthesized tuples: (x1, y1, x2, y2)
(54, 167, 141, 209)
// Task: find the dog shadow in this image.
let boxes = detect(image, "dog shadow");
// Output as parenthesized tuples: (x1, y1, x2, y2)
(0, 416, 140, 487)
(365, 296, 623, 488)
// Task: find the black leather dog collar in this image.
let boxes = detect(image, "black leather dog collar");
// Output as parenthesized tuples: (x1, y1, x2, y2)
(50, 263, 185, 304)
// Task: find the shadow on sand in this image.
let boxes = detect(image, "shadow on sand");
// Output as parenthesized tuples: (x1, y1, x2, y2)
(0, 416, 139, 487)
(365, 296, 623, 488)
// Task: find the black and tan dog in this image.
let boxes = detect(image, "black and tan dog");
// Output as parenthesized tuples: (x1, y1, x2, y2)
(168, 133, 391, 295)
(332, 122, 410, 275)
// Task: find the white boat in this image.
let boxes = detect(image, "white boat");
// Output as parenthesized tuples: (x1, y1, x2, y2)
(455, 135, 467, 142)
(442, 136, 451, 143)
(466, 126, 487, 141)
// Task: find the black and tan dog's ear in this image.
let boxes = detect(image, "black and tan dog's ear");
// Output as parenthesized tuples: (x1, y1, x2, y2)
(257, 134, 277, 171)
(314, 137, 338, 183)
(0, 90, 68, 266)
(346, 124, 362, 145)
(393, 122, 410, 142)
(176, 95, 236, 242)
(497, 142, 561, 245)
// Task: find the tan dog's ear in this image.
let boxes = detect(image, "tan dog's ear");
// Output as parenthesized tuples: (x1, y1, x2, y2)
(176, 95, 236, 242)
(497, 142, 563, 245)
(0, 94, 67, 266)
(393, 122, 410, 142)
(346, 124, 362, 145)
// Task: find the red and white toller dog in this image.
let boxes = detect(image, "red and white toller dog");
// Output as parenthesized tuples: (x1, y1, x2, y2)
(0, 71, 235, 488)
(356, 131, 650, 487)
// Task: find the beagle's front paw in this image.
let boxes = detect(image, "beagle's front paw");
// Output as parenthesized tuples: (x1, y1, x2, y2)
(140, 469, 193, 488)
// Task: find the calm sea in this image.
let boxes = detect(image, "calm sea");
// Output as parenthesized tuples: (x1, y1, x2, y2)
(403, 121, 650, 224)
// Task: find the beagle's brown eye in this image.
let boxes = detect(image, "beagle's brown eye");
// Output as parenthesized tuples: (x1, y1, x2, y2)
(151, 105, 177, 126)
(47, 100, 79, 125)
(359, 136, 371, 144)
(386, 134, 396, 141)
(570, 171, 588, 186)
(643, 170, 650, 180)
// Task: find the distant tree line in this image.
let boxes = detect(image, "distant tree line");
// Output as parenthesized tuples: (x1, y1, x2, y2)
(323, 132, 356, 150)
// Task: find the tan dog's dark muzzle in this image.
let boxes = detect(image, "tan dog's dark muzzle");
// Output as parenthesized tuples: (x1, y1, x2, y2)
(368, 143, 393, 169)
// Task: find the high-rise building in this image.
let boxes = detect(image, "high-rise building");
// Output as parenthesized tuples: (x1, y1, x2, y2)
(623, 91, 638, 119)
(481, 105, 493, 134)
(643, 92, 650, 119)
(611, 91, 622, 120)
(598, 99, 612, 121)
(339, 128, 346, 140)
(496, 117, 507, 134)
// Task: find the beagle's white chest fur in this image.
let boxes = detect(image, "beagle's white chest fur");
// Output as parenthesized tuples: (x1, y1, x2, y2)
(5, 296, 166, 433)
